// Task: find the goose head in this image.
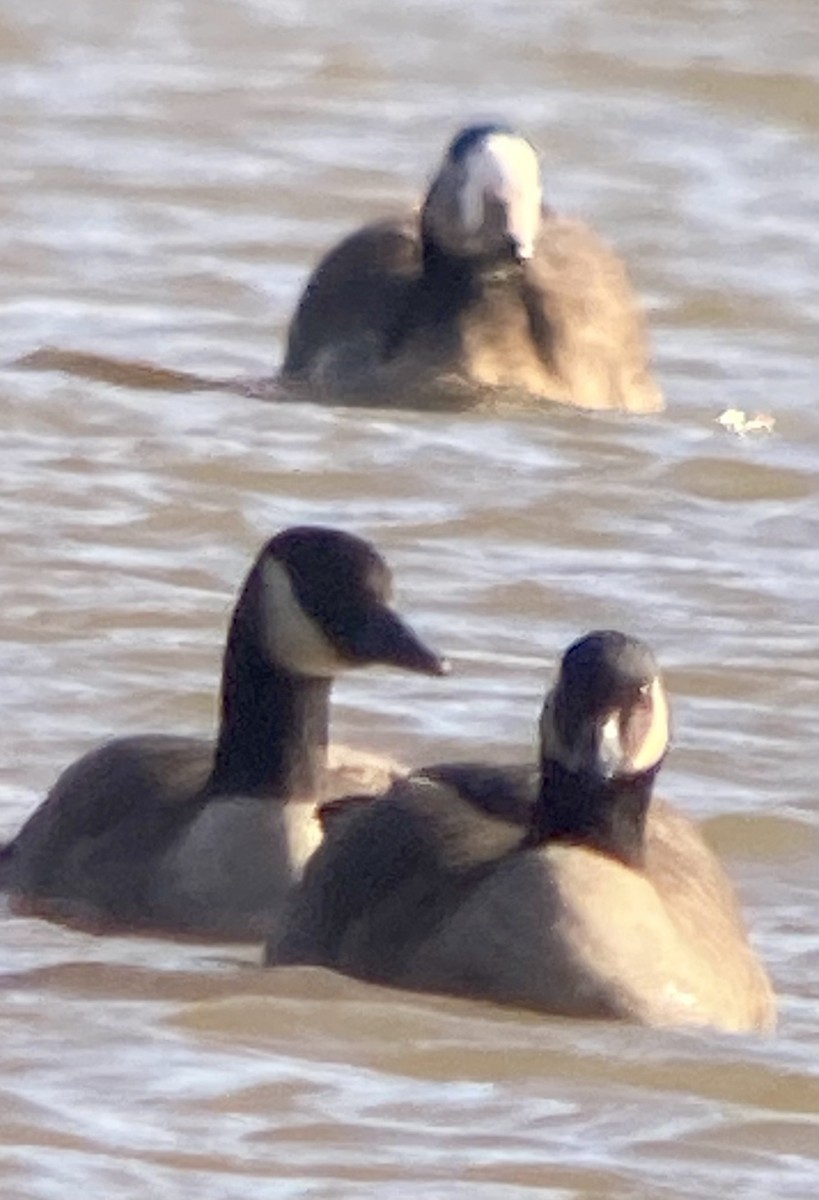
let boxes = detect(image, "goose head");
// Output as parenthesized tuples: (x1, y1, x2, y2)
(533, 631, 670, 863)
(421, 123, 543, 267)
(234, 526, 449, 680)
(542, 631, 670, 780)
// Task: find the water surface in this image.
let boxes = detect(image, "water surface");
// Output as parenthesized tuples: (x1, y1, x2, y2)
(1, 1, 817, 1197)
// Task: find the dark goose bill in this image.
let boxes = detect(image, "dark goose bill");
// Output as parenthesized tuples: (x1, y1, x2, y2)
(339, 601, 449, 677)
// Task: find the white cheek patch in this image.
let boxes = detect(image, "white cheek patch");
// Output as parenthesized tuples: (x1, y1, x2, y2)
(598, 710, 625, 778)
(260, 558, 348, 679)
(599, 677, 669, 776)
(630, 678, 669, 773)
(459, 133, 542, 258)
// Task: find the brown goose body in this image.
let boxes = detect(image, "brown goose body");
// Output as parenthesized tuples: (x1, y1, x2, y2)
(0, 736, 406, 939)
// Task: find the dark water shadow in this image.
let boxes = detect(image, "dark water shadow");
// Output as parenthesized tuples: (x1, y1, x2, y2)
(12, 346, 279, 401)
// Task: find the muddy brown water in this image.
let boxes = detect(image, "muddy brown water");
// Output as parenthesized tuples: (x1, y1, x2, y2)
(1, 1, 817, 1197)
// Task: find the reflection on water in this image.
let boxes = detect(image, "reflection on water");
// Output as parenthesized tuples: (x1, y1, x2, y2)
(1, 0, 817, 1197)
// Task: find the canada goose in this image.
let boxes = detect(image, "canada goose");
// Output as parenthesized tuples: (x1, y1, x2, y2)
(280, 123, 663, 414)
(277, 632, 775, 1033)
(0, 527, 448, 940)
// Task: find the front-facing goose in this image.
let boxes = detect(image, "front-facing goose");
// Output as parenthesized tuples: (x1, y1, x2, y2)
(0, 527, 447, 939)
(278, 631, 774, 1033)
(280, 123, 663, 414)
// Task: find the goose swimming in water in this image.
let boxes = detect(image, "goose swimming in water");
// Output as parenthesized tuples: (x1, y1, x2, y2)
(280, 123, 664, 414)
(277, 631, 774, 1033)
(0, 527, 448, 940)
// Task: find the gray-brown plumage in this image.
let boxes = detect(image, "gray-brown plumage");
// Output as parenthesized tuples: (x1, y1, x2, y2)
(0, 527, 447, 941)
(277, 632, 774, 1033)
(280, 124, 663, 414)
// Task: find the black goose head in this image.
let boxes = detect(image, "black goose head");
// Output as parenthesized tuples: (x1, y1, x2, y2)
(541, 631, 670, 780)
(532, 632, 671, 863)
(236, 526, 449, 680)
(421, 123, 543, 266)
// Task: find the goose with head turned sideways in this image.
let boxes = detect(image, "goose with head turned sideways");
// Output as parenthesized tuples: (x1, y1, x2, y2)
(277, 631, 774, 1033)
(280, 124, 663, 414)
(0, 527, 447, 941)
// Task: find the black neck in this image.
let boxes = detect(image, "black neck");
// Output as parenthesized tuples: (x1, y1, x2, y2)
(207, 604, 330, 800)
(527, 758, 662, 868)
(421, 236, 480, 287)
(383, 236, 512, 358)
